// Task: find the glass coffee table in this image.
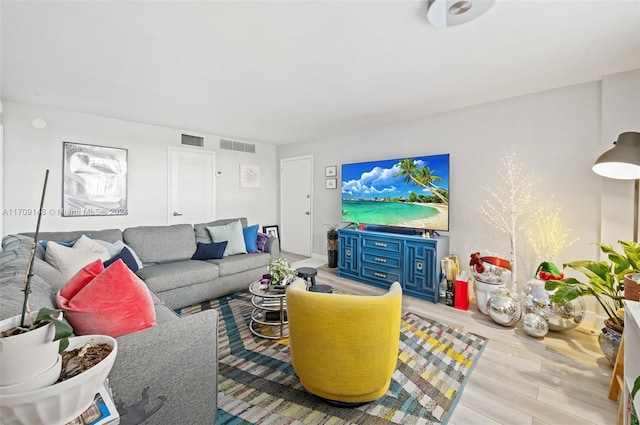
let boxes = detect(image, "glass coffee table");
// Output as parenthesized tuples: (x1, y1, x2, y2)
(249, 280, 288, 339)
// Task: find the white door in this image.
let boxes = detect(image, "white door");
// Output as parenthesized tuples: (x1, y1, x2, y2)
(281, 156, 312, 256)
(168, 147, 215, 224)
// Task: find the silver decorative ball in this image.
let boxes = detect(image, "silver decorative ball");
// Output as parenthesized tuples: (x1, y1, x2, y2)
(520, 279, 585, 331)
(487, 290, 522, 327)
(521, 278, 552, 315)
(522, 313, 549, 337)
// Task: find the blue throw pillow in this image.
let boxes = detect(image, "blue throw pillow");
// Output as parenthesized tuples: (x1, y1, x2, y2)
(243, 224, 260, 253)
(104, 247, 140, 272)
(191, 241, 228, 260)
(39, 234, 91, 249)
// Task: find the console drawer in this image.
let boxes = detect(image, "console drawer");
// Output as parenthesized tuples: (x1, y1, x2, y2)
(362, 251, 401, 269)
(361, 266, 401, 286)
(361, 236, 402, 254)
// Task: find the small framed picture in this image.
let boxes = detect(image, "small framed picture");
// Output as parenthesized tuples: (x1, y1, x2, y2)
(325, 165, 337, 177)
(325, 178, 337, 189)
(263, 225, 280, 240)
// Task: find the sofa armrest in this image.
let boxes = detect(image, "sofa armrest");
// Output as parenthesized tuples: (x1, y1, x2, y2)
(108, 310, 218, 425)
(264, 236, 280, 260)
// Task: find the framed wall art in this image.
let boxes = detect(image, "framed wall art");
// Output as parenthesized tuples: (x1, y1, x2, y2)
(325, 178, 337, 189)
(240, 164, 261, 188)
(325, 165, 337, 177)
(62, 142, 128, 217)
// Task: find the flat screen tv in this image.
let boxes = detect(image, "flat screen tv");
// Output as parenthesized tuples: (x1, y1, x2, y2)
(341, 154, 449, 232)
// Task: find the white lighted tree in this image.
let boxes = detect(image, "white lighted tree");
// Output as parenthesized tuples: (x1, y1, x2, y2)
(525, 202, 579, 264)
(478, 154, 538, 293)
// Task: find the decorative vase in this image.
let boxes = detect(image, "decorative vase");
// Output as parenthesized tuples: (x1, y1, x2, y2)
(0, 314, 60, 388)
(624, 273, 640, 301)
(327, 232, 338, 268)
(598, 318, 623, 366)
(0, 335, 118, 425)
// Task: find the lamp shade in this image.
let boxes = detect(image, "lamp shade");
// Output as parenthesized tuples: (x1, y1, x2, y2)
(593, 132, 640, 180)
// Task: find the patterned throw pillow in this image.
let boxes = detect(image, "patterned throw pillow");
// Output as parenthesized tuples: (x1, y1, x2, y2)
(256, 232, 269, 252)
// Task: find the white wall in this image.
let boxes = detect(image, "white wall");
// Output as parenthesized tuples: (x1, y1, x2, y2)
(2, 101, 278, 233)
(278, 79, 614, 286)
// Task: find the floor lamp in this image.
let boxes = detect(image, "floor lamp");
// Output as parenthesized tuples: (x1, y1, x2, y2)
(592, 132, 640, 242)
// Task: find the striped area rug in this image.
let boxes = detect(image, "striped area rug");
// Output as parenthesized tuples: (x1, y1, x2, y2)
(178, 292, 488, 425)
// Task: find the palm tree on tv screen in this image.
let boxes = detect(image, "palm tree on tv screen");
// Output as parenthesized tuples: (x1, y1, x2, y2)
(395, 159, 449, 205)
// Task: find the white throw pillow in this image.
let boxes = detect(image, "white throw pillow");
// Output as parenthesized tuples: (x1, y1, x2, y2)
(206, 220, 247, 256)
(45, 235, 111, 279)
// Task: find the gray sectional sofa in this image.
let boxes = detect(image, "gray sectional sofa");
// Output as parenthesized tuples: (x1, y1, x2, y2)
(0, 217, 279, 424)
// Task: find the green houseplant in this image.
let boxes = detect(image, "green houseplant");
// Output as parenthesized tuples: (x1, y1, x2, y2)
(544, 240, 640, 327)
(267, 258, 298, 286)
(545, 240, 640, 365)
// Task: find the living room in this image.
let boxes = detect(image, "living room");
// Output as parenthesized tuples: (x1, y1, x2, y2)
(1, 1, 639, 424)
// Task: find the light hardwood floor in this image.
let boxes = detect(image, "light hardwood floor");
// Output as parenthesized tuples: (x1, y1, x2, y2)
(298, 260, 619, 425)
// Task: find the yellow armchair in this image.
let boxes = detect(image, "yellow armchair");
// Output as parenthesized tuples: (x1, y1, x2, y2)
(286, 278, 402, 404)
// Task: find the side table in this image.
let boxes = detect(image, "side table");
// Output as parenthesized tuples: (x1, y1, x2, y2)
(249, 280, 288, 339)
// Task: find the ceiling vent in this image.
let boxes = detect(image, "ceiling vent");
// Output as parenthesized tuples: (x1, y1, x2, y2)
(181, 133, 205, 147)
(220, 139, 255, 154)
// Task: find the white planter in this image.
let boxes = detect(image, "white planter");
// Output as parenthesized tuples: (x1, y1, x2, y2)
(0, 315, 59, 387)
(0, 335, 118, 425)
(0, 355, 62, 395)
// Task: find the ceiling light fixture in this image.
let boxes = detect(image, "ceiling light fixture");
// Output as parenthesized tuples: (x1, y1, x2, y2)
(427, 0, 495, 28)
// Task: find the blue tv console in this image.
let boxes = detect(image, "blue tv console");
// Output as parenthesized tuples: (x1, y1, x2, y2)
(337, 228, 449, 303)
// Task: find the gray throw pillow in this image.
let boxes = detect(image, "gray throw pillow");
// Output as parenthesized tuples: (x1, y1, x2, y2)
(206, 220, 247, 256)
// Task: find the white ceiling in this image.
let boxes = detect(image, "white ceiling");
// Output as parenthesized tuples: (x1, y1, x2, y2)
(1, 1, 639, 145)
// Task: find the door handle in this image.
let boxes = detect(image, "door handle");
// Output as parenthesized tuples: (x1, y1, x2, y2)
(305, 212, 310, 215)
(173, 212, 184, 216)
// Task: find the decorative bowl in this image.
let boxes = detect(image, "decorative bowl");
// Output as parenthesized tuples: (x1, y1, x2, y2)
(0, 354, 62, 395)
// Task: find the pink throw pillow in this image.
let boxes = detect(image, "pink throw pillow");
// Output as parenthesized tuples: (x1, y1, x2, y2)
(59, 259, 105, 300)
(57, 259, 156, 338)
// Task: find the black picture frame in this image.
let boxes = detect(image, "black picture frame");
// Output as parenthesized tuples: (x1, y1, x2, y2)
(262, 225, 281, 249)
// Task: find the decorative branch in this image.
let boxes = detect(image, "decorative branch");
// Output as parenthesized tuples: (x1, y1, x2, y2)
(525, 202, 579, 263)
(478, 154, 539, 293)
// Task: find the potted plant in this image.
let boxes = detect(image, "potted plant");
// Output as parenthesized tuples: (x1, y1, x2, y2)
(0, 170, 118, 422)
(325, 224, 339, 268)
(267, 258, 298, 287)
(0, 170, 73, 389)
(544, 240, 640, 364)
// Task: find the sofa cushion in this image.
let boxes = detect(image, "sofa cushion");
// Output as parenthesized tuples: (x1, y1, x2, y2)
(57, 259, 156, 338)
(207, 252, 270, 277)
(123, 224, 197, 264)
(45, 235, 111, 279)
(256, 232, 269, 252)
(207, 220, 247, 256)
(95, 239, 144, 270)
(22, 229, 123, 259)
(135, 260, 220, 293)
(243, 224, 260, 253)
(191, 241, 227, 260)
(194, 218, 249, 244)
(104, 247, 139, 272)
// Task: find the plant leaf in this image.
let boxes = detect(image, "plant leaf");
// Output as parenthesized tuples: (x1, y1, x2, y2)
(618, 240, 640, 272)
